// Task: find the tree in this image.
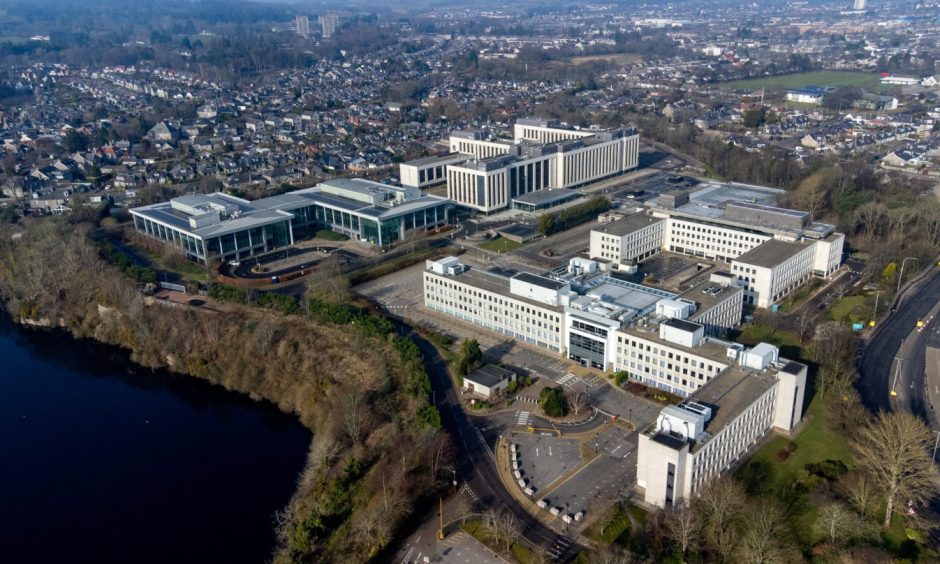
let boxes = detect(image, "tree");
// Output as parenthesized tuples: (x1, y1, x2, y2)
(736, 498, 790, 564)
(663, 502, 701, 561)
(742, 108, 767, 129)
(457, 338, 483, 376)
(695, 476, 746, 560)
(852, 411, 940, 528)
(813, 502, 857, 545)
(539, 386, 568, 418)
(566, 390, 590, 416)
(810, 324, 858, 398)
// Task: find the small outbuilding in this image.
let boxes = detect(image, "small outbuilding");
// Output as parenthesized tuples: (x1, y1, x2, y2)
(464, 365, 516, 399)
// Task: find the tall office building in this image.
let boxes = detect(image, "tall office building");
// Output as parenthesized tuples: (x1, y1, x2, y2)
(294, 16, 310, 38)
(320, 14, 339, 38)
(853, 0, 866, 10)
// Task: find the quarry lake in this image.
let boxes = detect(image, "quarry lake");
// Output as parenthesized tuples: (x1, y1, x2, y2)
(0, 315, 310, 563)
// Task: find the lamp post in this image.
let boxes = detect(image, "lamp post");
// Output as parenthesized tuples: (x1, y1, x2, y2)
(872, 290, 882, 321)
(933, 431, 940, 463)
(897, 257, 918, 295)
(890, 356, 903, 397)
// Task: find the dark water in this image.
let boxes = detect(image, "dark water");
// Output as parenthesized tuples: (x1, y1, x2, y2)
(0, 316, 311, 564)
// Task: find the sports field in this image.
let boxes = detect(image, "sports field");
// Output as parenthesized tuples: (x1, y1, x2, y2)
(721, 71, 884, 91)
(567, 53, 642, 66)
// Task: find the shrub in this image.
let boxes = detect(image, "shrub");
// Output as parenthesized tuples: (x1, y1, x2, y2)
(256, 292, 299, 315)
(806, 459, 849, 481)
(539, 386, 568, 418)
(416, 405, 442, 430)
(208, 283, 248, 304)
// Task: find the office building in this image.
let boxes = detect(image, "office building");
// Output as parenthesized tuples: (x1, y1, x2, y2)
(445, 119, 639, 213)
(637, 344, 806, 507)
(589, 181, 844, 308)
(399, 153, 465, 189)
(423, 256, 743, 378)
(130, 179, 452, 263)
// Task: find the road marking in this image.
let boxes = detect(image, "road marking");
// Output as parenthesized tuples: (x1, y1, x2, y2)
(611, 444, 622, 454)
(549, 446, 553, 456)
(401, 547, 414, 564)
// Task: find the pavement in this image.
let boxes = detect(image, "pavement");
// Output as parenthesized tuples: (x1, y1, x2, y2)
(858, 264, 940, 418)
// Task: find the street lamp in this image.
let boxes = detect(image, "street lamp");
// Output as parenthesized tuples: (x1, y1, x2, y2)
(933, 431, 940, 463)
(872, 290, 882, 321)
(897, 257, 918, 295)
(890, 356, 903, 397)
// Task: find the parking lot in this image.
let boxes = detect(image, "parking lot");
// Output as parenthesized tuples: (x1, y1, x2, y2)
(510, 435, 582, 494)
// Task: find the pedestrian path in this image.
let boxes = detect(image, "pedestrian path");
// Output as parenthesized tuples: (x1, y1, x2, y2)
(516, 411, 531, 426)
(558, 373, 578, 387)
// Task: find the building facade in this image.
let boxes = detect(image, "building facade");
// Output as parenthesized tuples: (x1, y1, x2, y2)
(636, 345, 806, 507)
(445, 119, 640, 213)
(130, 178, 452, 262)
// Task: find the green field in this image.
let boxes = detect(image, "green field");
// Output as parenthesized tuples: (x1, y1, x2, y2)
(721, 71, 884, 92)
(567, 53, 642, 66)
(478, 236, 523, 253)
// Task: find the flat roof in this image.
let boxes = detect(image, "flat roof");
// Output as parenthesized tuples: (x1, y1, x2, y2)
(466, 365, 515, 388)
(512, 188, 581, 206)
(513, 271, 567, 290)
(430, 266, 565, 312)
(690, 365, 777, 452)
(620, 324, 733, 365)
(664, 318, 703, 333)
(594, 213, 664, 237)
(403, 152, 462, 167)
(734, 239, 812, 269)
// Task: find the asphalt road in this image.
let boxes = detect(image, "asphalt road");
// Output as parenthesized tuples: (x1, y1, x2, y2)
(395, 322, 587, 561)
(858, 267, 940, 416)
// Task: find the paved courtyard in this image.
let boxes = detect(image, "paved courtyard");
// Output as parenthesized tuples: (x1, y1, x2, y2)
(510, 435, 582, 494)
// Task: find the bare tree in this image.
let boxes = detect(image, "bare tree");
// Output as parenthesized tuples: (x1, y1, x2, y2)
(854, 202, 886, 242)
(663, 501, 701, 562)
(837, 470, 876, 518)
(567, 390, 590, 416)
(587, 545, 633, 564)
(814, 502, 856, 545)
(483, 507, 504, 548)
(342, 388, 365, 444)
(852, 411, 940, 528)
(736, 498, 789, 564)
(695, 476, 746, 561)
(498, 510, 522, 552)
(811, 324, 858, 399)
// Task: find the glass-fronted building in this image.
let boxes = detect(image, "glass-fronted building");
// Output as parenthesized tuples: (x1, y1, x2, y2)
(129, 179, 453, 263)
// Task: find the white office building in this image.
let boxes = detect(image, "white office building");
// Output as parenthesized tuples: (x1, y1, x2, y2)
(445, 119, 640, 213)
(399, 153, 465, 189)
(590, 181, 845, 308)
(637, 344, 806, 507)
(423, 257, 743, 374)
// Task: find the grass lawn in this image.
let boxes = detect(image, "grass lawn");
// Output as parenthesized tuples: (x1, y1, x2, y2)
(567, 53, 642, 66)
(738, 394, 855, 546)
(777, 278, 823, 313)
(314, 229, 349, 241)
(826, 295, 868, 322)
(462, 520, 534, 563)
(736, 323, 803, 359)
(721, 71, 884, 92)
(584, 504, 637, 546)
(128, 240, 206, 282)
(478, 236, 523, 253)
